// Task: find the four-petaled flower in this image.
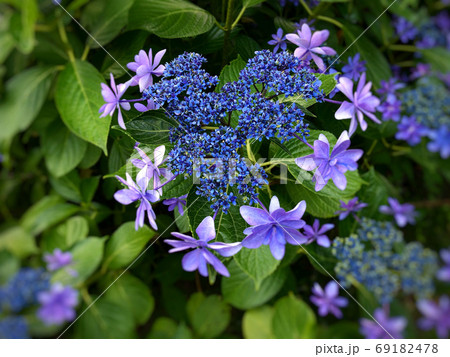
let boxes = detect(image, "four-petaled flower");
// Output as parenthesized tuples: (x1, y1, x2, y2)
(417, 296, 450, 338)
(335, 197, 367, 220)
(163, 194, 188, 216)
(240, 196, 307, 260)
(127, 49, 166, 92)
(99, 73, 131, 130)
(268, 28, 287, 53)
(379, 197, 417, 227)
(114, 173, 160, 230)
(378, 94, 401, 122)
(427, 126, 450, 159)
(310, 281, 348, 318)
(303, 219, 334, 247)
(341, 53, 366, 81)
(335, 73, 381, 136)
(132, 145, 173, 195)
(360, 306, 407, 339)
(296, 131, 363, 191)
(286, 24, 337, 72)
(37, 284, 78, 325)
(43, 249, 72, 271)
(395, 116, 427, 146)
(377, 78, 405, 97)
(164, 216, 242, 277)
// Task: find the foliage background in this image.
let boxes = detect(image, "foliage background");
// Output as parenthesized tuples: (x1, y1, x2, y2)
(0, 0, 449, 338)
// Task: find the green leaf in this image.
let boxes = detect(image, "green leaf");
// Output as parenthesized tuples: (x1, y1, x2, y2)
(102, 273, 155, 325)
(49, 171, 82, 203)
(342, 22, 391, 87)
(272, 293, 317, 339)
(82, 0, 135, 48)
(0, 251, 19, 285)
(0, 66, 55, 141)
(116, 110, 177, 146)
(42, 120, 88, 177)
(234, 245, 281, 290)
(20, 196, 80, 236)
(186, 293, 231, 338)
(302, 244, 337, 275)
(0, 226, 38, 258)
(9, 0, 38, 54)
(222, 260, 288, 310)
(73, 298, 134, 338)
(147, 318, 193, 339)
(0, 31, 15, 64)
(242, 305, 275, 339)
(103, 222, 156, 270)
(421, 47, 450, 73)
(55, 60, 110, 153)
(216, 55, 246, 91)
(128, 0, 215, 38)
(41, 216, 89, 252)
(161, 175, 193, 200)
(243, 0, 266, 7)
(52, 237, 105, 286)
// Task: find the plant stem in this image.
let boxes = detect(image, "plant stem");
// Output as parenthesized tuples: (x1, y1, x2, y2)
(388, 44, 418, 52)
(293, 133, 313, 149)
(231, 6, 246, 29)
(299, 0, 313, 16)
(222, 0, 235, 65)
(57, 17, 75, 62)
(317, 15, 343, 29)
(81, 44, 90, 61)
(324, 98, 342, 105)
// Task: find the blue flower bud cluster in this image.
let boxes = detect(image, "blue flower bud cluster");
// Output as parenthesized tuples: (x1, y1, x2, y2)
(143, 50, 322, 211)
(332, 218, 437, 304)
(0, 316, 29, 339)
(0, 268, 50, 313)
(416, 23, 449, 49)
(400, 79, 450, 130)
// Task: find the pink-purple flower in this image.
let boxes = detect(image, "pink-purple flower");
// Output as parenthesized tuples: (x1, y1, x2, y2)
(127, 49, 166, 92)
(240, 196, 307, 260)
(295, 131, 363, 191)
(360, 306, 407, 339)
(163, 194, 188, 216)
(268, 28, 287, 53)
(335, 73, 381, 136)
(310, 281, 348, 318)
(378, 94, 401, 122)
(417, 296, 450, 338)
(395, 116, 427, 146)
(164, 216, 242, 277)
(303, 219, 334, 248)
(286, 24, 336, 72)
(379, 197, 417, 227)
(335, 197, 367, 220)
(437, 249, 450, 282)
(114, 173, 160, 230)
(44, 249, 72, 271)
(37, 284, 78, 325)
(99, 73, 131, 130)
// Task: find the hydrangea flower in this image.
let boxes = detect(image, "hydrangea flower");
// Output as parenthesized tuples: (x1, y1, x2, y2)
(341, 53, 366, 81)
(132, 145, 173, 195)
(37, 284, 78, 325)
(437, 249, 450, 282)
(395, 116, 427, 146)
(286, 24, 337, 71)
(99, 73, 131, 130)
(427, 126, 450, 159)
(0, 316, 29, 339)
(410, 63, 431, 80)
(268, 28, 287, 53)
(240, 196, 307, 260)
(127, 49, 166, 92)
(393, 17, 418, 43)
(303, 219, 334, 247)
(43, 249, 72, 271)
(335, 73, 381, 135)
(114, 173, 160, 230)
(378, 94, 401, 122)
(377, 78, 405, 97)
(417, 296, 450, 338)
(135, 98, 158, 113)
(295, 131, 363, 191)
(379, 197, 417, 227)
(163, 194, 188, 216)
(360, 306, 407, 339)
(164, 216, 242, 277)
(335, 197, 367, 220)
(310, 281, 348, 318)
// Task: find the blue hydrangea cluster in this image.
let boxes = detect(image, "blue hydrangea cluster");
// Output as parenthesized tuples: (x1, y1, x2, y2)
(143, 50, 323, 211)
(416, 22, 449, 49)
(0, 316, 29, 339)
(0, 268, 50, 313)
(400, 79, 450, 130)
(332, 218, 438, 304)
